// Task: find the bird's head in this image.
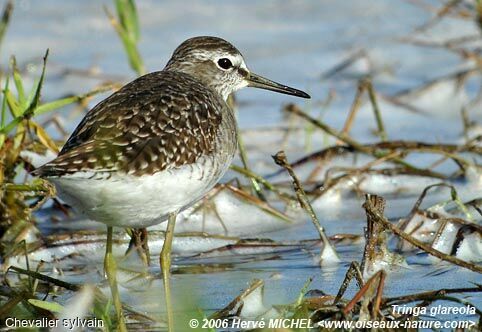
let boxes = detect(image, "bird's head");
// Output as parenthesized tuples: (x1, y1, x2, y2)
(164, 36, 310, 101)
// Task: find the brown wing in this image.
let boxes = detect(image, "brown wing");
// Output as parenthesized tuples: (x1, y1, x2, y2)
(34, 71, 226, 177)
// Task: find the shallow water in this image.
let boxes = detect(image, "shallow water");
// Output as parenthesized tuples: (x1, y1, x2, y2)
(2, 0, 482, 329)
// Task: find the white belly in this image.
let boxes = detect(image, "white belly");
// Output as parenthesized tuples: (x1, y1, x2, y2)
(49, 157, 229, 228)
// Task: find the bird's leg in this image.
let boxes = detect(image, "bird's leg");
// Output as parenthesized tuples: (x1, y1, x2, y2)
(126, 227, 150, 265)
(104, 226, 127, 332)
(104, 226, 113, 276)
(160, 212, 177, 332)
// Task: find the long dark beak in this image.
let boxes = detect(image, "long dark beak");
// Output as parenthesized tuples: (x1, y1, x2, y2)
(246, 72, 311, 99)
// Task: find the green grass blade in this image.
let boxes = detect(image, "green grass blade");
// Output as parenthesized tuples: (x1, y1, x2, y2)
(28, 299, 64, 313)
(11, 56, 26, 106)
(35, 95, 82, 116)
(5, 89, 21, 117)
(106, 1, 145, 75)
(1, 76, 9, 127)
(1, 84, 114, 135)
(0, 116, 21, 135)
(115, 0, 140, 41)
(125, 0, 140, 41)
(0, 77, 9, 147)
(0, 0, 13, 54)
(0, 50, 48, 135)
(38, 98, 78, 117)
(24, 49, 49, 118)
(25, 77, 39, 107)
(35, 84, 115, 116)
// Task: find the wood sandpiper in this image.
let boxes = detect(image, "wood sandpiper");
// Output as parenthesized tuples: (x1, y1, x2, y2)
(33, 36, 310, 329)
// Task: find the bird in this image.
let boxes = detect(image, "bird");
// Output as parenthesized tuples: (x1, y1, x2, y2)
(33, 36, 310, 329)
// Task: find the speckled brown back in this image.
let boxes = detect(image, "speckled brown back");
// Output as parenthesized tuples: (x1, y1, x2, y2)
(34, 70, 229, 177)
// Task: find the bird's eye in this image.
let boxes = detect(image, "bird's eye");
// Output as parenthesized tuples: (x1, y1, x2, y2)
(217, 58, 233, 70)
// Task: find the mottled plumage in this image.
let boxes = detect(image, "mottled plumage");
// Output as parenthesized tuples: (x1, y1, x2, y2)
(35, 70, 233, 177)
(33, 36, 309, 227)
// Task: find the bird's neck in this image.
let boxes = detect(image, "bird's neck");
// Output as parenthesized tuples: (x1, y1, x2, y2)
(164, 66, 231, 101)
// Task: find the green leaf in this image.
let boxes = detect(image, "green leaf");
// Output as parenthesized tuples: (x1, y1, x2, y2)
(25, 77, 40, 108)
(1, 76, 9, 126)
(28, 299, 64, 313)
(11, 56, 26, 106)
(5, 89, 21, 117)
(0, 83, 115, 136)
(105, 3, 145, 75)
(0, 77, 9, 148)
(24, 49, 49, 118)
(0, 1, 13, 55)
(34, 84, 114, 116)
(34, 95, 82, 115)
(115, 0, 140, 42)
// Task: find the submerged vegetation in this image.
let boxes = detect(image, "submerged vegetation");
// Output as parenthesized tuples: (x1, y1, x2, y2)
(0, 0, 481, 331)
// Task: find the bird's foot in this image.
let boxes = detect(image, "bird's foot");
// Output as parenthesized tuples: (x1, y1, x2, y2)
(126, 227, 150, 266)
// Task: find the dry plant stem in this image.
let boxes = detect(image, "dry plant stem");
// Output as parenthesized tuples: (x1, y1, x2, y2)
(392, 67, 476, 98)
(307, 147, 394, 184)
(414, 0, 465, 32)
(466, 198, 482, 217)
(160, 212, 177, 332)
(333, 261, 364, 305)
(190, 183, 291, 223)
(8, 266, 79, 291)
(364, 199, 482, 273)
(22, 241, 32, 292)
(365, 79, 387, 141)
(340, 81, 364, 141)
(321, 49, 367, 79)
(0, 292, 27, 317)
(104, 226, 127, 332)
(343, 269, 385, 315)
(272, 151, 339, 262)
(289, 140, 481, 172)
(200, 196, 229, 235)
(461, 107, 471, 141)
(285, 104, 366, 151)
(285, 105, 446, 178)
(210, 279, 264, 319)
(230, 164, 294, 201)
(406, 183, 464, 220)
(174, 231, 239, 241)
(237, 129, 266, 201)
(303, 91, 335, 152)
(372, 270, 386, 318)
(340, 79, 387, 142)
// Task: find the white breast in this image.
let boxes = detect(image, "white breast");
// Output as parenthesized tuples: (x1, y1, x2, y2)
(49, 156, 230, 228)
